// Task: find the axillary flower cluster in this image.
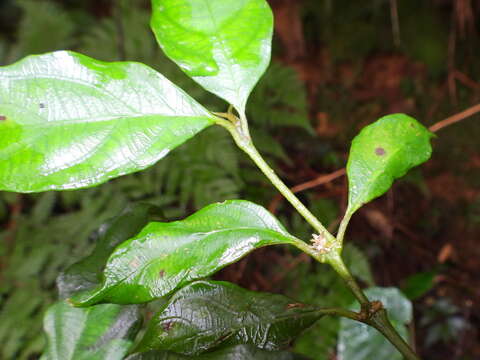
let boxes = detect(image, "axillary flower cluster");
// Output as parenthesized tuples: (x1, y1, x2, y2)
(310, 233, 334, 254)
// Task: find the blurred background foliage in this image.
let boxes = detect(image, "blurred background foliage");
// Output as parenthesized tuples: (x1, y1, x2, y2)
(0, 0, 479, 359)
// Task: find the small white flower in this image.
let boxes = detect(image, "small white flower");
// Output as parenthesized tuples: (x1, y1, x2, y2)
(310, 233, 330, 253)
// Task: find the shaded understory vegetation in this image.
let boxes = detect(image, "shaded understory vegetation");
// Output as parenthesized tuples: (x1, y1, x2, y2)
(0, 0, 479, 358)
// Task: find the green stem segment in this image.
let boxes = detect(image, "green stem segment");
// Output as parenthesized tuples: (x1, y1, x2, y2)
(327, 252, 369, 305)
(215, 114, 421, 360)
(317, 307, 420, 360)
(218, 117, 335, 244)
(328, 252, 420, 360)
(368, 310, 421, 360)
(336, 210, 353, 246)
(243, 144, 335, 242)
(316, 306, 419, 360)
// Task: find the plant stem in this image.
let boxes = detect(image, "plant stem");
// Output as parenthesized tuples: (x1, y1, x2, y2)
(336, 210, 352, 247)
(328, 252, 420, 360)
(369, 310, 421, 360)
(244, 143, 335, 241)
(327, 252, 369, 305)
(219, 118, 336, 244)
(239, 111, 251, 138)
(216, 116, 421, 360)
(315, 307, 418, 360)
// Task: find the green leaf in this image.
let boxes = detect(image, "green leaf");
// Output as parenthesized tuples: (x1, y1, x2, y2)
(150, 0, 273, 114)
(346, 114, 433, 214)
(401, 271, 436, 300)
(290, 245, 366, 359)
(337, 287, 412, 360)
(127, 345, 310, 359)
(57, 203, 161, 299)
(71, 200, 299, 306)
(199, 345, 311, 360)
(0, 51, 214, 192)
(41, 301, 140, 360)
(126, 351, 189, 360)
(136, 280, 322, 354)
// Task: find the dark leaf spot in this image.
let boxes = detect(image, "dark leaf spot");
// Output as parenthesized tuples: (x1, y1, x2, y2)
(158, 270, 165, 278)
(162, 321, 175, 332)
(215, 332, 233, 344)
(375, 147, 386, 156)
(39, 103, 45, 109)
(286, 303, 306, 309)
(0, 115, 6, 121)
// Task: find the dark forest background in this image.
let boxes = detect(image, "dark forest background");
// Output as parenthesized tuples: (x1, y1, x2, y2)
(0, 0, 479, 359)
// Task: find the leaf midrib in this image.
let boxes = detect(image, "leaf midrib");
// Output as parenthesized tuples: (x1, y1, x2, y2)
(202, 0, 241, 100)
(154, 296, 320, 349)
(0, 110, 210, 162)
(1, 73, 139, 114)
(87, 227, 298, 304)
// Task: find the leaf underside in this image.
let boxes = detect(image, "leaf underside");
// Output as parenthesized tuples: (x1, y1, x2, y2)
(41, 301, 140, 360)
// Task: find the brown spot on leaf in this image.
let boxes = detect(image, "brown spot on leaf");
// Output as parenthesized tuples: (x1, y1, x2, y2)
(369, 300, 384, 314)
(375, 147, 386, 156)
(159, 270, 165, 278)
(0, 115, 6, 121)
(162, 321, 175, 332)
(287, 303, 306, 309)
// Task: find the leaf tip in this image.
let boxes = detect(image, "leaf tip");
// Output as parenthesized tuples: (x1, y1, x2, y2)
(68, 288, 102, 307)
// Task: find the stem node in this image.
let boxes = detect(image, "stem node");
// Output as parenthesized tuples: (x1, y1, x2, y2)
(215, 112, 421, 360)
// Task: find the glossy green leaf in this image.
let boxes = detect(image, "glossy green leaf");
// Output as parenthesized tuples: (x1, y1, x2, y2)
(127, 345, 310, 359)
(71, 200, 299, 306)
(41, 301, 140, 360)
(337, 287, 412, 360)
(126, 351, 190, 360)
(0, 51, 214, 192)
(57, 203, 161, 299)
(346, 114, 433, 214)
(150, 0, 273, 114)
(136, 280, 322, 354)
(199, 346, 310, 360)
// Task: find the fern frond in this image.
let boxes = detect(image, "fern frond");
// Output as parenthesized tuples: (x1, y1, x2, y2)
(248, 62, 314, 133)
(12, 0, 75, 60)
